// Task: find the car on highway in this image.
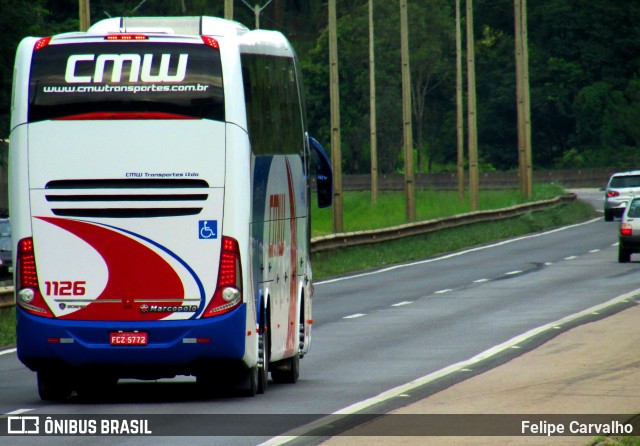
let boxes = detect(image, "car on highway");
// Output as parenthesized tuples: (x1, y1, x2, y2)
(604, 171, 640, 221)
(0, 219, 11, 277)
(618, 197, 640, 262)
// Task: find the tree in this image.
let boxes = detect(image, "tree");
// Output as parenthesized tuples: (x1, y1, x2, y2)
(302, 0, 455, 175)
(407, 0, 454, 173)
(0, 1, 48, 137)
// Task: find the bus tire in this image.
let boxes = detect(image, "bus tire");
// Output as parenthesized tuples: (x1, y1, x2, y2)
(239, 367, 258, 397)
(76, 373, 118, 401)
(271, 354, 299, 384)
(37, 370, 72, 401)
(257, 328, 270, 394)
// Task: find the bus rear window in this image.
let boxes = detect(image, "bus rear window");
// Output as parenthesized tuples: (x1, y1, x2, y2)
(28, 41, 224, 122)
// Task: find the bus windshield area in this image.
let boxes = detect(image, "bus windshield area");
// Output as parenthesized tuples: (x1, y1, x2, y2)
(28, 41, 224, 122)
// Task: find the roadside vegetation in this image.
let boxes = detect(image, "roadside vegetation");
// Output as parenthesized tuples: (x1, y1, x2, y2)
(311, 197, 597, 280)
(590, 436, 640, 446)
(0, 307, 14, 346)
(311, 183, 566, 237)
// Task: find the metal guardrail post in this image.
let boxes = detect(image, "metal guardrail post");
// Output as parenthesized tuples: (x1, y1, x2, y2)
(0, 287, 14, 310)
(310, 193, 576, 253)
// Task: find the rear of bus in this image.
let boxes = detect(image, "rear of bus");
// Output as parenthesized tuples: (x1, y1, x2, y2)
(9, 20, 257, 397)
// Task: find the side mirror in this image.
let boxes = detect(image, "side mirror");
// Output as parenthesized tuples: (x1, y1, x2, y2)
(309, 136, 333, 208)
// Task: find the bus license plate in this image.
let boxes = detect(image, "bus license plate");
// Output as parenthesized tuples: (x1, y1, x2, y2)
(110, 332, 148, 346)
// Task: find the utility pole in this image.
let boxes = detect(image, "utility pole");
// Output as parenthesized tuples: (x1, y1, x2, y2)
(514, 0, 532, 198)
(466, 0, 479, 211)
(369, 0, 379, 205)
(400, 0, 415, 222)
(225, 0, 233, 20)
(328, 0, 344, 233)
(79, 0, 90, 31)
(522, 0, 532, 198)
(240, 0, 274, 29)
(455, 0, 465, 202)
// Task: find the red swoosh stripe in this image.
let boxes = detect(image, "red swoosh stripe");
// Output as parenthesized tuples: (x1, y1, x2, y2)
(38, 217, 184, 321)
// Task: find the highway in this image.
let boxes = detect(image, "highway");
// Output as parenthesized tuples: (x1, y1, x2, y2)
(1, 189, 639, 445)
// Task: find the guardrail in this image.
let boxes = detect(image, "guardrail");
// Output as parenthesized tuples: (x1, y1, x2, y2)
(310, 193, 577, 253)
(0, 194, 577, 310)
(0, 286, 14, 310)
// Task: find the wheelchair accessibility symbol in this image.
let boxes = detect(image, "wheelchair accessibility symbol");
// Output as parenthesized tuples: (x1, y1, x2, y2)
(199, 220, 218, 239)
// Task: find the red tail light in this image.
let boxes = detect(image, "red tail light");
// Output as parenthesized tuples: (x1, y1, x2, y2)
(16, 238, 54, 317)
(203, 236, 243, 318)
(34, 37, 51, 51)
(621, 223, 633, 237)
(608, 191, 620, 198)
(105, 34, 149, 41)
(201, 36, 220, 49)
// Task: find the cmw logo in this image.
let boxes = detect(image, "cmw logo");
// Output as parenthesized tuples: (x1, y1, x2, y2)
(65, 53, 188, 84)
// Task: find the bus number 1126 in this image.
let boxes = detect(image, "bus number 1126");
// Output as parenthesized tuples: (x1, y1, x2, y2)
(44, 281, 86, 296)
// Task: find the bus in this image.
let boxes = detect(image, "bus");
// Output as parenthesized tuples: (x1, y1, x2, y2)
(9, 16, 332, 399)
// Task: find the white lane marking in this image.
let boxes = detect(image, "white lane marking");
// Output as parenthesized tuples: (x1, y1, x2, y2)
(343, 313, 366, 319)
(315, 218, 601, 286)
(564, 256, 578, 260)
(590, 249, 600, 253)
(259, 286, 640, 446)
(3, 408, 35, 416)
(0, 348, 16, 356)
(434, 289, 451, 295)
(505, 270, 522, 276)
(473, 278, 489, 283)
(391, 301, 413, 307)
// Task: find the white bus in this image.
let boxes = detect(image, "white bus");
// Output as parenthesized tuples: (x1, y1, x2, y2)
(9, 16, 332, 399)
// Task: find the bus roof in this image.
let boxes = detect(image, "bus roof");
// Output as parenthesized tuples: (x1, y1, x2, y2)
(87, 16, 295, 58)
(88, 16, 249, 38)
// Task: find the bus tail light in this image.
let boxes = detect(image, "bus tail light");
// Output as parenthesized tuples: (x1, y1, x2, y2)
(34, 37, 51, 51)
(105, 34, 149, 41)
(203, 237, 243, 318)
(16, 238, 54, 318)
(621, 223, 633, 237)
(201, 36, 220, 49)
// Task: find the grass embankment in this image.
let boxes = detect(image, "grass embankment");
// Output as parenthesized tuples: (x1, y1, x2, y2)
(0, 307, 15, 346)
(311, 183, 568, 237)
(311, 184, 598, 279)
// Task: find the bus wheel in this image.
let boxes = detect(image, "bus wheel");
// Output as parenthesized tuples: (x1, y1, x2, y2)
(238, 367, 258, 397)
(257, 329, 269, 394)
(76, 374, 118, 401)
(271, 354, 299, 384)
(37, 370, 72, 401)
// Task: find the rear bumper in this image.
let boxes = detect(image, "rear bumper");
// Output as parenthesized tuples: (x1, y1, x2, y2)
(16, 305, 248, 375)
(620, 236, 640, 252)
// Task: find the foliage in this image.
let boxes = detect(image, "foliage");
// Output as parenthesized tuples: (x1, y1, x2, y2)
(1, 0, 639, 173)
(302, 0, 454, 175)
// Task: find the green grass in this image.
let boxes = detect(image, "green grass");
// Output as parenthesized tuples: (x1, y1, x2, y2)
(311, 199, 598, 280)
(589, 436, 640, 446)
(311, 183, 566, 237)
(0, 307, 15, 347)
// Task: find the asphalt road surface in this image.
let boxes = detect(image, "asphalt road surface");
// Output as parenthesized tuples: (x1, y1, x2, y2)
(2, 189, 638, 446)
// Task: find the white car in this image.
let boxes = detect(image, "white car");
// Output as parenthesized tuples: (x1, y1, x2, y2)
(604, 171, 640, 221)
(618, 197, 640, 262)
